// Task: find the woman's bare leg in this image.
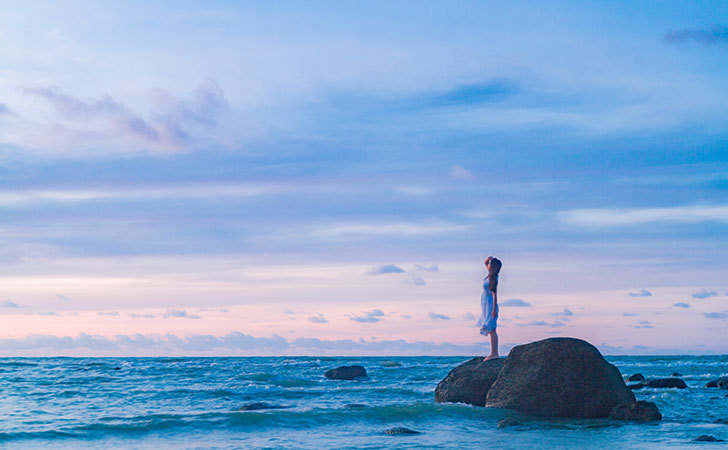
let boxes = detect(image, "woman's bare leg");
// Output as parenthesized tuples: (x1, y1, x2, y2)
(484, 330, 499, 360)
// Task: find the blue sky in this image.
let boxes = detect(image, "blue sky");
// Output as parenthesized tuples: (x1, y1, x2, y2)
(0, 1, 727, 355)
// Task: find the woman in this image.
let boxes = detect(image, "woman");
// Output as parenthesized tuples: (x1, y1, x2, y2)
(478, 256, 502, 361)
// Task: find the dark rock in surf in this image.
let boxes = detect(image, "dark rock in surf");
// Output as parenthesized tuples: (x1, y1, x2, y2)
(497, 417, 523, 428)
(345, 403, 368, 409)
(642, 378, 687, 389)
(485, 337, 636, 418)
(380, 361, 401, 367)
(694, 435, 724, 442)
(238, 402, 290, 411)
(324, 365, 367, 380)
(627, 383, 644, 390)
(706, 376, 728, 389)
(627, 373, 645, 382)
(672, 372, 682, 377)
(435, 357, 505, 406)
(384, 427, 421, 435)
(714, 418, 728, 424)
(609, 401, 662, 422)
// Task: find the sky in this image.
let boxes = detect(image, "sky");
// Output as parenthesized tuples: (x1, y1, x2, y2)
(1, 1, 727, 356)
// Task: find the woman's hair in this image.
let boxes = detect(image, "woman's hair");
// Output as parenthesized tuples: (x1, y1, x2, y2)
(487, 256, 502, 282)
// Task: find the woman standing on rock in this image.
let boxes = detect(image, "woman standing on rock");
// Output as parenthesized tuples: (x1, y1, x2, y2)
(478, 256, 501, 361)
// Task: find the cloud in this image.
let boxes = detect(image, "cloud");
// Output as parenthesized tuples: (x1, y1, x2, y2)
(308, 314, 328, 324)
(463, 312, 475, 321)
(348, 309, 385, 323)
(400, 314, 412, 319)
(623, 313, 638, 317)
(628, 289, 652, 297)
(23, 80, 228, 152)
(409, 275, 427, 286)
(97, 311, 120, 316)
(162, 309, 201, 319)
(428, 312, 450, 320)
(367, 264, 405, 275)
(692, 289, 718, 299)
(634, 319, 653, 329)
(0, 300, 21, 308)
(551, 308, 573, 320)
(0, 103, 11, 115)
(500, 298, 531, 307)
(559, 205, 728, 227)
(449, 165, 475, 180)
(518, 320, 565, 328)
(414, 264, 439, 272)
(0, 332, 507, 356)
(283, 308, 296, 315)
(36, 311, 60, 316)
(664, 25, 728, 45)
(673, 302, 691, 309)
(129, 313, 156, 319)
(57, 294, 72, 302)
(704, 312, 728, 319)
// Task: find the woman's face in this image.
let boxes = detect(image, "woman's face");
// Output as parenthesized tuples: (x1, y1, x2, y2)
(485, 258, 491, 271)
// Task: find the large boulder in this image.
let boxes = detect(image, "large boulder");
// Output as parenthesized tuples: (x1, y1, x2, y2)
(324, 365, 367, 380)
(435, 357, 505, 406)
(609, 401, 662, 422)
(485, 337, 635, 418)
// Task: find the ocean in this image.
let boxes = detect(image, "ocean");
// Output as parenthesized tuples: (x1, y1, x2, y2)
(1, 355, 726, 449)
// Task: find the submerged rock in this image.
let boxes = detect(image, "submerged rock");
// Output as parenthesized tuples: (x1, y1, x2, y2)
(384, 427, 421, 435)
(609, 401, 662, 422)
(485, 337, 635, 418)
(435, 357, 505, 406)
(642, 378, 687, 389)
(713, 418, 728, 424)
(694, 435, 724, 442)
(497, 417, 523, 428)
(238, 402, 290, 411)
(672, 372, 682, 377)
(345, 403, 368, 409)
(627, 383, 644, 391)
(324, 365, 367, 380)
(627, 373, 645, 382)
(706, 376, 728, 389)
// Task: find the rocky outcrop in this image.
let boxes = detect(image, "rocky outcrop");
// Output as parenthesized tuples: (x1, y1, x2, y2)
(484, 337, 635, 418)
(627, 373, 645, 382)
(609, 401, 662, 422)
(324, 365, 367, 380)
(497, 417, 523, 428)
(706, 376, 728, 388)
(641, 378, 687, 389)
(694, 435, 724, 442)
(435, 357, 505, 406)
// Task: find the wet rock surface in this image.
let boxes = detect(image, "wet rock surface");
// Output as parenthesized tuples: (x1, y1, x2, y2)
(324, 365, 367, 380)
(435, 357, 505, 406)
(609, 401, 662, 422)
(485, 337, 636, 418)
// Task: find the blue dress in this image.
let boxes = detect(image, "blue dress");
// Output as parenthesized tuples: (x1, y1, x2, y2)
(477, 276, 498, 335)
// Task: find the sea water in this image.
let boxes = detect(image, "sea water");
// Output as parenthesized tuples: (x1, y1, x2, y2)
(1, 356, 727, 449)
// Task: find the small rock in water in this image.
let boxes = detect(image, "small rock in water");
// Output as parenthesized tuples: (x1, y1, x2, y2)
(345, 403, 368, 409)
(706, 376, 728, 388)
(672, 372, 682, 377)
(497, 417, 523, 428)
(694, 435, 723, 442)
(642, 378, 687, 389)
(628, 383, 644, 390)
(384, 427, 421, 435)
(324, 365, 367, 380)
(609, 401, 662, 422)
(627, 373, 645, 382)
(238, 402, 290, 411)
(713, 418, 728, 424)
